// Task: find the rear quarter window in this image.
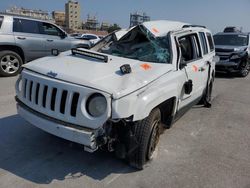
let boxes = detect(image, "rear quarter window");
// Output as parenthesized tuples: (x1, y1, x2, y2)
(0, 16, 4, 29)
(199, 32, 209, 55)
(206, 33, 215, 51)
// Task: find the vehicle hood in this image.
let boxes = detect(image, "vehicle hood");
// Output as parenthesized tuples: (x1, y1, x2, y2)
(23, 50, 173, 99)
(215, 45, 248, 52)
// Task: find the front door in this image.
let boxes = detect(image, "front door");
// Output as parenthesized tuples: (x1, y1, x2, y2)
(41, 22, 71, 55)
(176, 33, 205, 109)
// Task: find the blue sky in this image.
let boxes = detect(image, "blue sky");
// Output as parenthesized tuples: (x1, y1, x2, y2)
(1, 0, 250, 33)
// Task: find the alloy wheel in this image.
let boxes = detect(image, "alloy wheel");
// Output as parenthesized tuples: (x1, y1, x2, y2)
(0, 55, 20, 74)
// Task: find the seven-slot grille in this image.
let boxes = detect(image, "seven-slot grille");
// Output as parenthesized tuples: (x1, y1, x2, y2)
(21, 78, 80, 117)
(17, 70, 111, 129)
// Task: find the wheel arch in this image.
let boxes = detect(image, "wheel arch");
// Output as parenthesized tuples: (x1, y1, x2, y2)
(0, 45, 25, 63)
(157, 96, 177, 128)
(112, 80, 179, 122)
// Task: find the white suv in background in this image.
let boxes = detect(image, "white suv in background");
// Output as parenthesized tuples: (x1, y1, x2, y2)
(15, 21, 217, 169)
(76, 34, 101, 46)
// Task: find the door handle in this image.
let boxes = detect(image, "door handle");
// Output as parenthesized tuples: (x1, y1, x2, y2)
(17, 37, 26, 40)
(199, 67, 206, 72)
(47, 39, 54, 42)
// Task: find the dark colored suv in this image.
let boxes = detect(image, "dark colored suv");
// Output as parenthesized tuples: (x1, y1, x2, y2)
(214, 31, 250, 77)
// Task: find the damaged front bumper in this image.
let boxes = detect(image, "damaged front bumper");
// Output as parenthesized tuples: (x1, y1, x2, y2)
(215, 60, 240, 73)
(16, 99, 101, 152)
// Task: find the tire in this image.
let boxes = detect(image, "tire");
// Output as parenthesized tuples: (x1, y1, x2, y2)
(203, 81, 213, 108)
(0, 50, 23, 77)
(239, 61, 249, 77)
(129, 108, 161, 169)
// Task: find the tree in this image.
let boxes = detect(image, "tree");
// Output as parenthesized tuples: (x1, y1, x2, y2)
(108, 23, 121, 33)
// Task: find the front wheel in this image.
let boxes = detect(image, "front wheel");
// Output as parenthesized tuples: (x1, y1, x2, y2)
(202, 80, 213, 108)
(239, 61, 249, 77)
(129, 108, 161, 169)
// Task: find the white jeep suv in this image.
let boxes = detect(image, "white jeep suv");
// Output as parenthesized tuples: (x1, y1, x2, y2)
(15, 20, 217, 169)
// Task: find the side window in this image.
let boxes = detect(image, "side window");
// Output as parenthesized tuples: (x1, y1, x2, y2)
(42, 22, 62, 36)
(0, 16, 4, 29)
(88, 35, 97, 40)
(13, 18, 40, 34)
(179, 34, 201, 62)
(192, 35, 202, 58)
(13, 18, 22, 32)
(83, 35, 98, 40)
(206, 33, 215, 51)
(199, 32, 208, 55)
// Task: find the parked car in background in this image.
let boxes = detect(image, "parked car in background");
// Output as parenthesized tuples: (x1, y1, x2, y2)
(75, 34, 101, 46)
(223, 26, 242, 33)
(70, 33, 81, 37)
(214, 29, 250, 77)
(16, 20, 217, 169)
(91, 28, 132, 49)
(0, 14, 90, 77)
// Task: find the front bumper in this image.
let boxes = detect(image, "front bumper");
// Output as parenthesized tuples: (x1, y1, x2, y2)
(17, 101, 99, 152)
(215, 60, 240, 73)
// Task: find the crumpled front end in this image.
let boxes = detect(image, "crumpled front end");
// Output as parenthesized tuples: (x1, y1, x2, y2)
(15, 69, 112, 151)
(215, 50, 248, 73)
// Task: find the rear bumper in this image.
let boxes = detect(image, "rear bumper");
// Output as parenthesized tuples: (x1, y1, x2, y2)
(17, 102, 99, 152)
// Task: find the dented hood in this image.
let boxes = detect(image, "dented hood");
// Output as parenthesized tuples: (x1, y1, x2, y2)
(23, 50, 173, 99)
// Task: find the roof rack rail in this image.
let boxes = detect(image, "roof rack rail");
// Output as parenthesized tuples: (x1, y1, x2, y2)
(182, 25, 206, 29)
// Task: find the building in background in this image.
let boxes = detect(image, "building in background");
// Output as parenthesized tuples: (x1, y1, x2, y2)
(85, 15, 99, 30)
(130, 12, 150, 27)
(100, 22, 110, 31)
(65, 0, 81, 30)
(5, 6, 51, 20)
(52, 11, 65, 28)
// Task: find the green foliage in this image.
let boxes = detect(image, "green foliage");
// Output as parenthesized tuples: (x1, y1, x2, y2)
(108, 23, 121, 33)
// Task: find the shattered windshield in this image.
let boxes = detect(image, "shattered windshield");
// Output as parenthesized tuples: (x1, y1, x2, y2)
(92, 25, 171, 64)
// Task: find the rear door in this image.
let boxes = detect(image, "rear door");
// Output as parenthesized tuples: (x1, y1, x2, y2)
(199, 32, 213, 88)
(176, 33, 206, 109)
(40, 22, 71, 55)
(13, 18, 46, 62)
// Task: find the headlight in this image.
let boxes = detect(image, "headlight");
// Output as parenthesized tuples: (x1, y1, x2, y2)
(86, 93, 107, 117)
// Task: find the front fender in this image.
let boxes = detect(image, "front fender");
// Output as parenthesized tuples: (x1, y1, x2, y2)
(111, 78, 179, 121)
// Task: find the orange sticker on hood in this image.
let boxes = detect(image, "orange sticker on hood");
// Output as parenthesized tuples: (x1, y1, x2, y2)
(140, 63, 152, 70)
(152, 28, 159, 33)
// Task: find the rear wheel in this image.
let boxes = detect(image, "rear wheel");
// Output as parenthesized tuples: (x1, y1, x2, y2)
(202, 80, 213, 108)
(0, 51, 23, 77)
(129, 108, 161, 169)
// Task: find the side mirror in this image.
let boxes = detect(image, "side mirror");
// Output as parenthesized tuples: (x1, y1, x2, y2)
(213, 55, 220, 63)
(59, 32, 67, 39)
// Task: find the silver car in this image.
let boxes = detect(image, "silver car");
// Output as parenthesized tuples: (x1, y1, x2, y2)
(0, 14, 90, 77)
